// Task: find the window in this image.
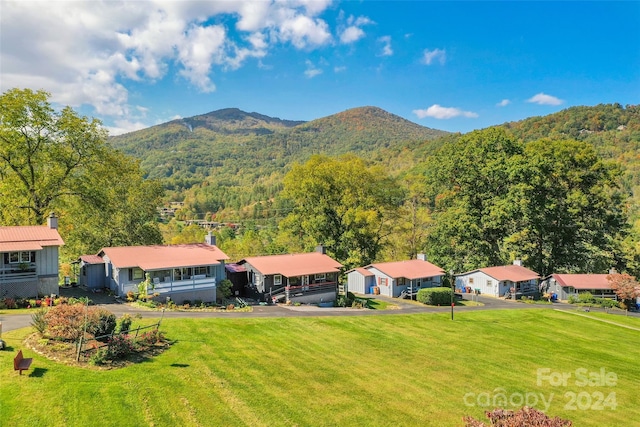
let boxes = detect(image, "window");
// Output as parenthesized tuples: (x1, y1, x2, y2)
(193, 266, 208, 276)
(129, 267, 144, 281)
(486, 280, 492, 287)
(7, 251, 34, 264)
(315, 273, 326, 282)
(274, 274, 282, 286)
(379, 277, 388, 286)
(469, 278, 474, 284)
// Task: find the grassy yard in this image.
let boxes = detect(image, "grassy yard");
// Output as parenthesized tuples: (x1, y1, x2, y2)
(1, 309, 637, 426)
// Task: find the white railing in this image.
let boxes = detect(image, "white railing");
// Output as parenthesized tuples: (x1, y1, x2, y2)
(124, 276, 217, 296)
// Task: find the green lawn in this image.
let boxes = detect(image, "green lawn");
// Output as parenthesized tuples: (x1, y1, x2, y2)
(1, 309, 637, 426)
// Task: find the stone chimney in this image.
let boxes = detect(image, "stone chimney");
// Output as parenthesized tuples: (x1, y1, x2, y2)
(47, 212, 58, 229)
(513, 259, 523, 267)
(204, 231, 216, 246)
(315, 244, 326, 254)
(417, 253, 427, 261)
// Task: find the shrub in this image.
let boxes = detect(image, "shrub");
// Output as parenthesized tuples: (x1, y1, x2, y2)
(106, 334, 135, 359)
(464, 406, 572, 426)
(44, 303, 117, 341)
(31, 308, 48, 334)
(89, 348, 109, 366)
(217, 279, 233, 300)
(117, 314, 133, 334)
(90, 309, 117, 340)
(3, 298, 17, 309)
(577, 292, 595, 304)
(138, 329, 165, 346)
(595, 298, 618, 308)
(417, 287, 453, 306)
(45, 303, 87, 340)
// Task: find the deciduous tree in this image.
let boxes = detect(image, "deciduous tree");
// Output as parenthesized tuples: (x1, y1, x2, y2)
(279, 155, 404, 268)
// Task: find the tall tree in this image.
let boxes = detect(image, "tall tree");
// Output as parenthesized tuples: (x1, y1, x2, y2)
(423, 127, 523, 272)
(0, 88, 107, 223)
(505, 139, 627, 276)
(279, 155, 404, 268)
(0, 88, 163, 258)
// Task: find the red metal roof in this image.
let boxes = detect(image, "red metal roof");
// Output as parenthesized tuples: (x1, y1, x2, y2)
(79, 255, 105, 264)
(0, 226, 64, 252)
(240, 252, 342, 277)
(478, 265, 539, 282)
(552, 274, 611, 290)
(354, 267, 374, 277)
(367, 259, 445, 280)
(100, 244, 229, 270)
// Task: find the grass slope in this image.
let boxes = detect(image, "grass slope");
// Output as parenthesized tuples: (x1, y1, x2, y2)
(1, 309, 637, 426)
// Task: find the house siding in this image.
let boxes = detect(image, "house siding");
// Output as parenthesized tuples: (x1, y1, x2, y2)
(455, 272, 506, 297)
(365, 267, 443, 298)
(35, 246, 59, 277)
(346, 270, 375, 294)
(78, 262, 106, 289)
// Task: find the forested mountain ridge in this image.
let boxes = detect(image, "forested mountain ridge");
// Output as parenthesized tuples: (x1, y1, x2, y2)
(109, 106, 449, 217)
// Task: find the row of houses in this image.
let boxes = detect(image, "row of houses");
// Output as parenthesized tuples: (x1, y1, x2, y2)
(0, 214, 624, 304)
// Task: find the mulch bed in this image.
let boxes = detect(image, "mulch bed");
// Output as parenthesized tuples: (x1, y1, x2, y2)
(25, 333, 172, 370)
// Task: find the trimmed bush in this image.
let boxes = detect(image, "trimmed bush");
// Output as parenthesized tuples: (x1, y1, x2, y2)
(417, 287, 453, 306)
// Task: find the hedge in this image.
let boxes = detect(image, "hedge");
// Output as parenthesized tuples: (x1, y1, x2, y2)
(417, 287, 453, 306)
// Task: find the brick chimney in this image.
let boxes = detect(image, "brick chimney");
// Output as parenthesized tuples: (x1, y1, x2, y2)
(47, 212, 58, 229)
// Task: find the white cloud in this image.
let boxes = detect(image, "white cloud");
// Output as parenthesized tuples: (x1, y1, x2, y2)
(0, 0, 334, 125)
(422, 48, 446, 65)
(106, 119, 151, 136)
(378, 36, 393, 56)
(340, 26, 365, 44)
(304, 60, 322, 78)
(527, 92, 564, 105)
(497, 99, 511, 107)
(334, 66, 346, 73)
(338, 14, 373, 44)
(413, 104, 478, 120)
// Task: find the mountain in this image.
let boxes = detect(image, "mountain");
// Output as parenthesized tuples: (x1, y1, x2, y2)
(109, 106, 448, 217)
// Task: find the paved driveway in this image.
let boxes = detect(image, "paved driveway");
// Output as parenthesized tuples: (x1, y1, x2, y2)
(1, 287, 636, 334)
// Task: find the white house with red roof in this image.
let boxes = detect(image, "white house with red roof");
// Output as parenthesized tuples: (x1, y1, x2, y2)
(347, 254, 445, 298)
(454, 261, 539, 298)
(233, 247, 342, 304)
(80, 233, 229, 304)
(0, 213, 64, 298)
(541, 274, 616, 301)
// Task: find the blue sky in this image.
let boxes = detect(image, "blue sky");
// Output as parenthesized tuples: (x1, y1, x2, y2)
(1, 1, 638, 135)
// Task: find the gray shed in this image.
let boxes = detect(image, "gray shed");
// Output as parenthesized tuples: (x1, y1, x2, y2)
(75, 255, 106, 289)
(346, 268, 376, 295)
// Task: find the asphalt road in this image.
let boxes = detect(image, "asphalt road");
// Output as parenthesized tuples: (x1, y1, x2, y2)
(1, 288, 636, 334)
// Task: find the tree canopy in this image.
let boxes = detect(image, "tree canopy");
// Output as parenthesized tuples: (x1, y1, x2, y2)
(279, 155, 404, 268)
(421, 127, 628, 275)
(0, 88, 163, 259)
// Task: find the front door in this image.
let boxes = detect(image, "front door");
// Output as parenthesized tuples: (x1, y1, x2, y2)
(302, 275, 309, 291)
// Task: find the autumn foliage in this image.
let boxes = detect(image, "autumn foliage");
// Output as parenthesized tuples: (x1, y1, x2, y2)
(464, 407, 572, 427)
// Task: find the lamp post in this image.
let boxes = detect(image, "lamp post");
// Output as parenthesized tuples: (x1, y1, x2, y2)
(449, 269, 455, 320)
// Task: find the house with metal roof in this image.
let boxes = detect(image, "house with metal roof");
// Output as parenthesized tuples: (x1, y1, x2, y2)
(347, 254, 445, 298)
(454, 260, 539, 299)
(79, 233, 228, 304)
(0, 213, 64, 298)
(231, 247, 342, 304)
(540, 274, 616, 301)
